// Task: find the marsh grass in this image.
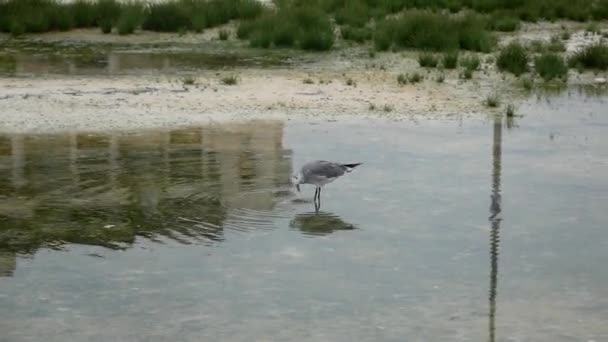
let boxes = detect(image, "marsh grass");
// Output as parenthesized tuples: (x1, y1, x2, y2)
(461, 55, 481, 71)
(530, 37, 565, 53)
(569, 43, 608, 70)
(484, 93, 500, 107)
(535, 53, 568, 81)
(218, 29, 230, 40)
(497, 42, 528, 76)
(2, 0, 608, 39)
(408, 72, 423, 83)
(397, 73, 408, 85)
(442, 52, 459, 69)
(1, 0, 607, 50)
(489, 14, 520, 32)
(341, 26, 372, 43)
(521, 76, 534, 90)
(239, 6, 334, 51)
(373, 11, 496, 52)
(460, 68, 473, 79)
(418, 53, 438, 68)
(0, 0, 264, 35)
(183, 76, 195, 86)
(116, 4, 143, 35)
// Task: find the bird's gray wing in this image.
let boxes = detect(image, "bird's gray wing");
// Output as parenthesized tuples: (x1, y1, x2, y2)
(302, 160, 345, 179)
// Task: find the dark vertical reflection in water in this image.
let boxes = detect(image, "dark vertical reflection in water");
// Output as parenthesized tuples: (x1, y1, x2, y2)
(488, 115, 503, 342)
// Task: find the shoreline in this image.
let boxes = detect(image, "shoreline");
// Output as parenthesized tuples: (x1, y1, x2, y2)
(1, 22, 607, 134)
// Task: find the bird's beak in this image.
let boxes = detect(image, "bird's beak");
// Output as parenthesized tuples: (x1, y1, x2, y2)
(296, 184, 300, 192)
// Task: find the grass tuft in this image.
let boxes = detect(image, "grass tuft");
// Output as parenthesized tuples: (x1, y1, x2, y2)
(442, 52, 459, 69)
(408, 72, 423, 83)
(461, 55, 481, 71)
(397, 73, 408, 85)
(497, 42, 528, 76)
(418, 53, 439, 67)
(460, 68, 473, 79)
(218, 28, 230, 40)
(535, 53, 568, 81)
(183, 76, 195, 86)
(569, 43, 608, 70)
(485, 93, 500, 107)
(341, 26, 372, 43)
(521, 76, 534, 90)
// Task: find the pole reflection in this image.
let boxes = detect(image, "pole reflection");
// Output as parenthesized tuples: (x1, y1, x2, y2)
(488, 114, 503, 342)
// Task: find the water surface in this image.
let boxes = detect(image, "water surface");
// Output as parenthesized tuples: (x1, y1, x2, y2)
(1, 90, 608, 341)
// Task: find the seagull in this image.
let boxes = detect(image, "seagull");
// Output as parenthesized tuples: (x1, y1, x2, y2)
(293, 160, 362, 204)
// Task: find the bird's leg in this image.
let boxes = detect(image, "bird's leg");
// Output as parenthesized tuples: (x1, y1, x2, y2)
(314, 187, 319, 202)
(314, 199, 320, 213)
(318, 187, 322, 203)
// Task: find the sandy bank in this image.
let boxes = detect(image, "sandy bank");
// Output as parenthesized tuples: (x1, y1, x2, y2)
(0, 67, 513, 133)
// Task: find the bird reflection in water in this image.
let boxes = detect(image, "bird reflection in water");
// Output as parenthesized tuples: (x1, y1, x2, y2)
(289, 211, 357, 237)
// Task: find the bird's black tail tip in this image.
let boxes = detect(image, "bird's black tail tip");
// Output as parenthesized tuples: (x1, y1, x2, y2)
(342, 163, 362, 169)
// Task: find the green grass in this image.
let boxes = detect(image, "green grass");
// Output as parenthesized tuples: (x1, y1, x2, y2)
(489, 15, 520, 32)
(460, 68, 473, 79)
(408, 72, 423, 83)
(461, 55, 481, 71)
(238, 6, 335, 51)
(397, 73, 408, 85)
(116, 4, 143, 35)
(183, 76, 195, 86)
(535, 53, 568, 81)
(373, 10, 496, 52)
(218, 29, 230, 40)
(0, 0, 264, 35)
(568, 43, 608, 70)
(341, 26, 372, 43)
(530, 37, 565, 53)
(442, 52, 459, 69)
(418, 53, 438, 68)
(521, 76, 534, 90)
(497, 42, 528, 76)
(1, 0, 606, 47)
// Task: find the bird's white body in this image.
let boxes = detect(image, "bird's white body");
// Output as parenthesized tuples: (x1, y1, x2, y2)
(293, 160, 362, 204)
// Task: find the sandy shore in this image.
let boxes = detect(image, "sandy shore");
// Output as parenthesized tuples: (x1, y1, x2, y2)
(1, 22, 606, 133)
(0, 67, 512, 133)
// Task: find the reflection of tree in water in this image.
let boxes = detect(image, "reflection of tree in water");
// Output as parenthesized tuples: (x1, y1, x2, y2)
(0, 122, 292, 256)
(289, 212, 357, 237)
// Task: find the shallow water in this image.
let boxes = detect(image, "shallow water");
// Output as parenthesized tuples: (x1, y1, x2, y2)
(0, 43, 291, 76)
(1, 90, 608, 341)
